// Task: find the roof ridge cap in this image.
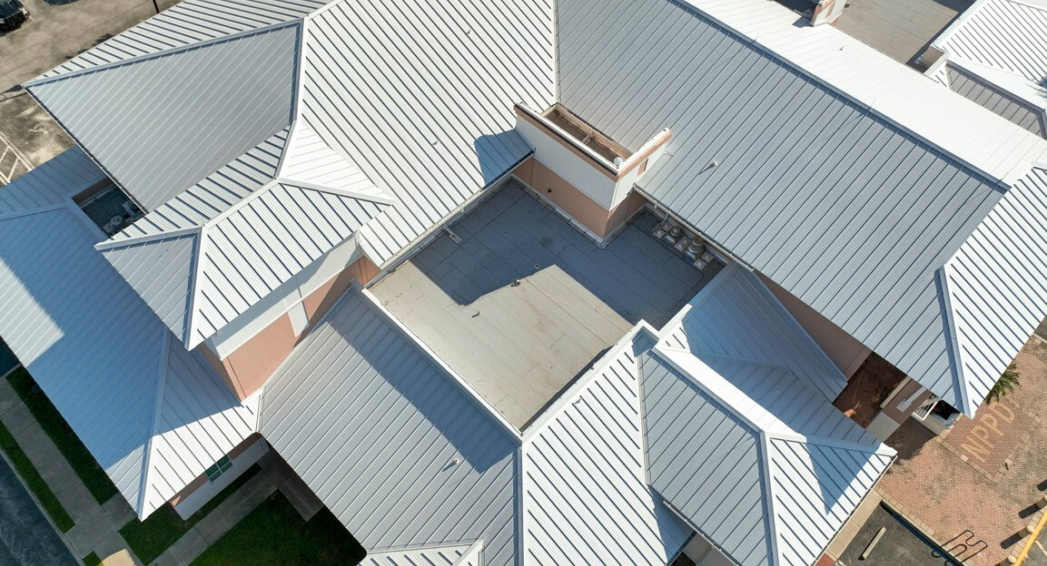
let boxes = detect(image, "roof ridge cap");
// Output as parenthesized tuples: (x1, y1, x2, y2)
(26, 19, 304, 89)
(276, 177, 396, 206)
(765, 431, 896, 456)
(650, 345, 767, 433)
(95, 226, 201, 252)
(135, 330, 174, 516)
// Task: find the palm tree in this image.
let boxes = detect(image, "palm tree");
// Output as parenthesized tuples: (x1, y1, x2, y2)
(986, 363, 1020, 404)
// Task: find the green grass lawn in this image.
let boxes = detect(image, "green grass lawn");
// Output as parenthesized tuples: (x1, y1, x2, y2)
(120, 465, 261, 564)
(6, 369, 119, 504)
(0, 418, 74, 531)
(81, 552, 101, 566)
(191, 492, 366, 566)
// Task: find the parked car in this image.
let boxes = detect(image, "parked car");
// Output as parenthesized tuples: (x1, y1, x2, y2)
(0, 0, 29, 31)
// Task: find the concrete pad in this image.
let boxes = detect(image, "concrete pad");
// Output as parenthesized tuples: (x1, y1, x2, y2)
(44, 463, 99, 523)
(259, 454, 296, 489)
(101, 549, 142, 566)
(827, 491, 883, 558)
(216, 491, 256, 525)
(65, 507, 115, 558)
(0, 403, 34, 434)
(169, 529, 208, 565)
(24, 437, 64, 472)
(0, 377, 20, 415)
(280, 478, 324, 521)
(192, 508, 233, 545)
(16, 423, 54, 459)
(238, 474, 276, 508)
(101, 495, 136, 530)
(148, 548, 184, 566)
(95, 534, 142, 566)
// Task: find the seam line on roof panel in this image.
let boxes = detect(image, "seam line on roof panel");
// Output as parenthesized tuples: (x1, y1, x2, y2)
(24, 20, 303, 88)
(671, 0, 1013, 190)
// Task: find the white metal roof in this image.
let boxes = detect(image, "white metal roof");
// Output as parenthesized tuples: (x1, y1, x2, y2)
(27, 24, 302, 211)
(0, 149, 256, 518)
(98, 178, 390, 348)
(27, 0, 554, 345)
(928, 0, 1047, 136)
(361, 542, 484, 566)
(674, 0, 1047, 185)
(261, 266, 890, 566)
(932, 0, 1047, 90)
(944, 167, 1047, 414)
(297, 0, 555, 264)
(39, 0, 328, 80)
(260, 289, 520, 566)
(641, 265, 895, 566)
(556, 0, 1047, 415)
(520, 331, 692, 565)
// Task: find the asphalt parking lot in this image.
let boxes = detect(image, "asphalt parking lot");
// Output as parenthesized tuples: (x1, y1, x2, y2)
(837, 505, 963, 566)
(0, 0, 182, 182)
(0, 453, 79, 566)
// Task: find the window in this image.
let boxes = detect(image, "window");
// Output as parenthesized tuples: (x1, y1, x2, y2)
(205, 456, 233, 482)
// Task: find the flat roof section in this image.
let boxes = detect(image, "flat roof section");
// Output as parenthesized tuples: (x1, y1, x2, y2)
(371, 182, 720, 428)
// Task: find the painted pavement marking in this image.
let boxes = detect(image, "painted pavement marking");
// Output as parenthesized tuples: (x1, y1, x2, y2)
(0, 132, 32, 186)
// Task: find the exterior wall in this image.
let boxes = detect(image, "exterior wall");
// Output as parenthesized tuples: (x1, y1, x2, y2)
(201, 314, 298, 400)
(513, 104, 670, 212)
(200, 253, 378, 401)
(810, 0, 845, 25)
(758, 273, 872, 378)
(207, 235, 362, 359)
(866, 377, 934, 441)
(514, 157, 648, 240)
(879, 378, 934, 423)
(515, 114, 619, 208)
(171, 435, 269, 519)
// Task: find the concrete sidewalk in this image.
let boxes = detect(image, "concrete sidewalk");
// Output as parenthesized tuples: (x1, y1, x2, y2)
(0, 367, 327, 566)
(0, 373, 141, 565)
(150, 452, 324, 566)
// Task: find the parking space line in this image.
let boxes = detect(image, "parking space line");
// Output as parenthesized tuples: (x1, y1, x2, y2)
(0, 131, 33, 186)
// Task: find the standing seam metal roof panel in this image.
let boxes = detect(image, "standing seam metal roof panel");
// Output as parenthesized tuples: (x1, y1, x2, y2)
(0, 150, 257, 518)
(556, 0, 1004, 412)
(522, 335, 691, 565)
(946, 167, 1047, 412)
(638, 263, 894, 566)
(640, 354, 771, 566)
(27, 24, 301, 211)
(112, 126, 291, 240)
(663, 265, 849, 400)
(946, 66, 1047, 137)
(935, 0, 1047, 84)
(299, 0, 555, 263)
(100, 182, 388, 348)
(260, 289, 519, 566)
(38, 0, 328, 80)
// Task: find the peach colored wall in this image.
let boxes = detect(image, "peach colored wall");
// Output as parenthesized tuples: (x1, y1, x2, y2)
(758, 273, 872, 378)
(204, 313, 297, 401)
(515, 157, 646, 239)
(200, 255, 379, 401)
